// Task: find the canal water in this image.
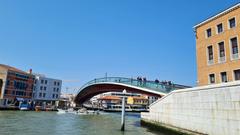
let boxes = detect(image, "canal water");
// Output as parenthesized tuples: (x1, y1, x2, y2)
(0, 111, 165, 135)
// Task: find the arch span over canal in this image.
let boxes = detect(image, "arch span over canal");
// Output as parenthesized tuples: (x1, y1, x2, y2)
(74, 77, 190, 105)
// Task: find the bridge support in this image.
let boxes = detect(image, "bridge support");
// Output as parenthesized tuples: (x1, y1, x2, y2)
(121, 89, 126, 131)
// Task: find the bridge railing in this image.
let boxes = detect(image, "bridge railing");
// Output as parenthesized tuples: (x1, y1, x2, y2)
(77, 77, 190, 94)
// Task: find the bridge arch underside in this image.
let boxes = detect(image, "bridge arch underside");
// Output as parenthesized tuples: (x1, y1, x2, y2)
(75, 84, 164, 105)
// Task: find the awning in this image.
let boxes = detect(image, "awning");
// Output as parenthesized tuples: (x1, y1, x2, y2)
(16, 98, 25, 101)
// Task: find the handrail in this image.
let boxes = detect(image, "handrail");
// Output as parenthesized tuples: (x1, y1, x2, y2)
(77, 77, 190, 95)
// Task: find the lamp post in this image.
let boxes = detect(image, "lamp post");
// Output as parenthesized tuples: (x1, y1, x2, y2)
(121, 89, 127, 131)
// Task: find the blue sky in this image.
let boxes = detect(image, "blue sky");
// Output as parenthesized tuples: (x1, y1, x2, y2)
(0, 0, 238, 93)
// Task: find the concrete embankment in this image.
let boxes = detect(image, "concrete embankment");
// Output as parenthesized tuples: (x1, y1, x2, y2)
(141, 81, 240, 135)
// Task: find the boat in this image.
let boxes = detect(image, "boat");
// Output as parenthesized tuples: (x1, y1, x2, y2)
(103, 104, 148, 112)
(57, 109, 67, 114)
(76, 108, 100, 115)
(19, 104, 30, 111)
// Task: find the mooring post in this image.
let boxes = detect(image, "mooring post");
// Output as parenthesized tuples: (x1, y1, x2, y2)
(121, 89, 126, 131)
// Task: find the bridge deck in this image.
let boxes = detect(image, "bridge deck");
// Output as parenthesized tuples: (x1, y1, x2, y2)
(77, 77, 190, 94)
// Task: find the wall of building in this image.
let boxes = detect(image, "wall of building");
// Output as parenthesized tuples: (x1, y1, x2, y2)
(4, 70, 34, 100)
(0, 67, 7, 99)
(33, 75, 62, 102)
(141, 81, 240, 135)
(196, 6, 240, 86)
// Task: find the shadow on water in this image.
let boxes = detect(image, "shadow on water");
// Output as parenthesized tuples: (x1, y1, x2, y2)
(106, 112, 176, 135)
(140, 120, 188, 135)
(0, 111, 186, 135)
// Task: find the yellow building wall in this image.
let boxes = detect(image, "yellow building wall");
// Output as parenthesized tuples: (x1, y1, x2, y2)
(127, 97, 134, 105)
(196, 7, 240, 86)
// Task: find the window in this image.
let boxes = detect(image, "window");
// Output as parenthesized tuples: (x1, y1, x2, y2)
(56, 88, 59, 92)
(12, 91, 15, 95)
(52, 94, 55, 98)
(220, 72, 227, 82)
(54, 81, 57, 85)
(230, 37, 239, 59)
(206, 28, 212, 37)
(40, 86, 43, 90)
(207, 46, 214, 64)
(217, 23, 223, 33)
(7, 80, 10, 86)
(45, 80, 47, 84)
(14, 81, 28, 90)
(43, 93, 46, 98)
(57, 82, 60, 86)
(209, 74, 215, 84)
(218, 42, 225, 62)
(56, 94, 58, 98)
(234, 69, 240, 80)
(53, 88, 56, 92)
(44, 86, 47, 90)
(39, 93, 42, 97)
(229, 18, 236, 28)
(41, 80, 44, 84)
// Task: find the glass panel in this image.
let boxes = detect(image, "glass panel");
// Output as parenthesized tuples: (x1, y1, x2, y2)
(221, 72, 227, 82)
(231, 37, 239, 60)
(208, 46, 213, 61)
(234, 70, 240, 80)
(229, 18, 236, 28)
(217, 23, 223, 33)
(209, 74, 215, 84)
(206, 28, 211, 37)
(78, 77, 190, 94)
(219, 42, 225, 57)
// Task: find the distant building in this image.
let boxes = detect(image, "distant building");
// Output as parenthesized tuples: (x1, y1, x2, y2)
(95, 92, 159, 108)
(194, 3, 240, 86)
(33, 74, 62, 106)
(0, 64, 34, 106)
(147, 96, 159, 105)
(58, 93, 76, 108)
(127, 96, 148, 106)
(98, 95, 121, 109)
(102, 91, 141, 97)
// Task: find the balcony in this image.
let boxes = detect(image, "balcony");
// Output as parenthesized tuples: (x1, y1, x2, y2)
(218, 56, 226, 63)
(207, 59, 214, 65)
(232, 53, 239, 60)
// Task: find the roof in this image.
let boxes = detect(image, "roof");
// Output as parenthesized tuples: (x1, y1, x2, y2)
(194, 3, 240, 29)
(98, 96, 121, 100)
(0, 64, 29, 74)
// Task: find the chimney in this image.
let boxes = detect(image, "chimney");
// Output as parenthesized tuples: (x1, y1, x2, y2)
(29, 69, 32, 74)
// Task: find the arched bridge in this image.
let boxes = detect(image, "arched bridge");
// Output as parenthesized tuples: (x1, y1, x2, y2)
(74, 77, 190, 105)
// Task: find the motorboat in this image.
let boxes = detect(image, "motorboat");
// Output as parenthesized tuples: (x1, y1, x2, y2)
(76, 108, 100, 115)
(19, 103, 30, 111)
(57, 109, 67, 114)
(103, 105, 148, 112)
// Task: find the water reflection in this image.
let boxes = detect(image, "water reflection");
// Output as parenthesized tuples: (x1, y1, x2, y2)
(0, 111, 165, 135)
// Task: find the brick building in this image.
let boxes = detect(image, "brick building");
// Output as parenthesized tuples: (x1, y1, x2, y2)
(0, 64, 34, 106)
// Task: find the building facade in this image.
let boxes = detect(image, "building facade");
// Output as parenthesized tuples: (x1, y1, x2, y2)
(194, 3, 240, 86)
(127, 96, 148, 106)
(0, 64, 34, 106)
(33, 74, 62, 106)
(58, 94, 76, 108)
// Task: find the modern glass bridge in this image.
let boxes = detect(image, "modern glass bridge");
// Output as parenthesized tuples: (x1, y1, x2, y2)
(77, 77, 190, 94)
